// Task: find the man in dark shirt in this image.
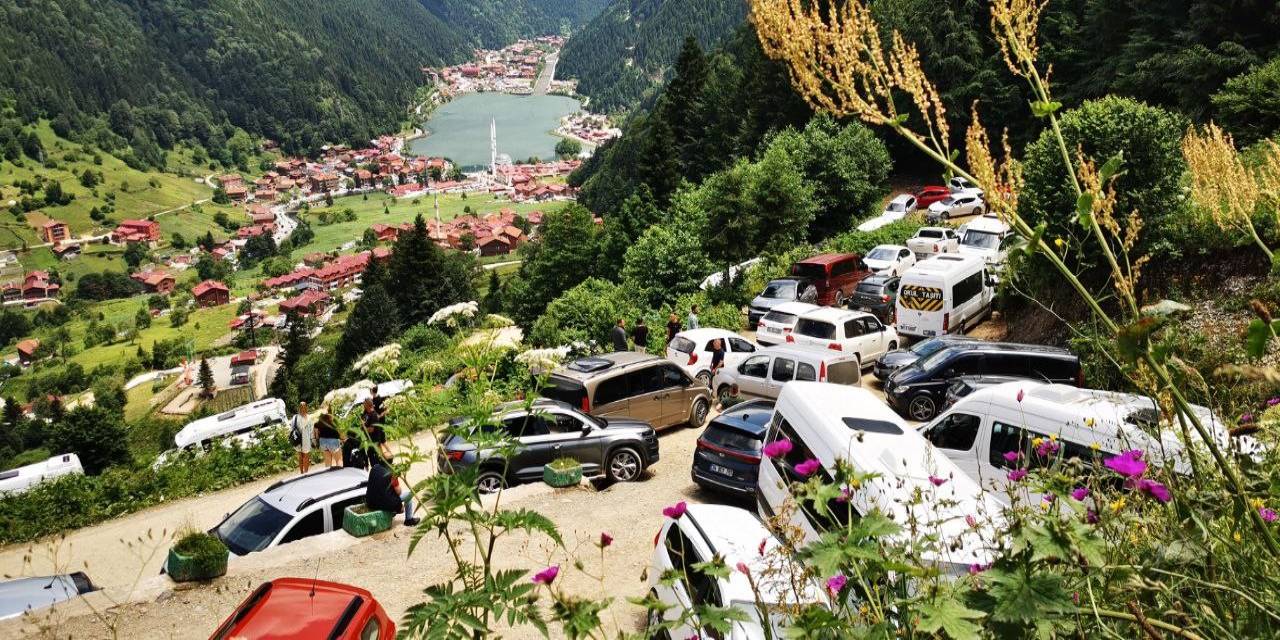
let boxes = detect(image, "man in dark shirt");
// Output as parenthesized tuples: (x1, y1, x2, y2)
(365, 458, 418, 526)
(632, 318, 649, 353)
(709, 338, 726, 374)
(610, 318, 628, 352)
(665, 313, 681, 345)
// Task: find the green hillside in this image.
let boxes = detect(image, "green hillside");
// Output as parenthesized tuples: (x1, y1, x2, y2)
(421, 0, 611, 48)
(557, 0, 747, 112)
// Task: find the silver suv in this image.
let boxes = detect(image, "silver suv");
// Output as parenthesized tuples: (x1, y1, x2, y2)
(212, 467, 368, 555)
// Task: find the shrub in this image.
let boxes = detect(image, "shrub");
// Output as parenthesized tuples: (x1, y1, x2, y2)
(620, 223, 711, 308)
(44, 406, 129, 474)
(529, 278, 639, 347)
(400, 323, 452, 354)
(170, 531, 228, 578)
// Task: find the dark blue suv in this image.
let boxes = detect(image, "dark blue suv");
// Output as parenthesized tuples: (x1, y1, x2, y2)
(691, 400, 774, 496)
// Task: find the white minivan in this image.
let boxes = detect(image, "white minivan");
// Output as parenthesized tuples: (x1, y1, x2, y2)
(711, 345, 861, 401)
(0, 454, 83, 495)
(667, 328, 758, 386)
(756, 382, 1002, 574)
(895, 254, 993, 339)
(919, 381, 1253, 503)
(173, 398, 288, 451)
(788, 307, 898, 365)
(755, 301, 820, 346)
(958, 213, 1014, 267)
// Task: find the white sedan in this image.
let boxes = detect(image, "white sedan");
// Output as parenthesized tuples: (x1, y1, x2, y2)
(666, 328, 757, 386)
(857, 193, 917, 232)
(861, 244, 916, 277)
(926, 194, 985, 222)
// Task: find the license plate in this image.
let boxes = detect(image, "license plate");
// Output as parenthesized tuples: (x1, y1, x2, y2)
(924, 330, 937, 337)
(710, 464, 733, 477)
(766, 327, 781, 334)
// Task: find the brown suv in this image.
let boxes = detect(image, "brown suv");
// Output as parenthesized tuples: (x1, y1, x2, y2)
(790, 253, 872, 306)
(541, 352, 713, 431)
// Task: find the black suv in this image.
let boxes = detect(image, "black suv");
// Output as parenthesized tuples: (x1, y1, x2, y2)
(884, 342, 1081, 421)
(848, 275, 899, 324)
(439, 399, 661, 493)
(691, 399, 774, 496)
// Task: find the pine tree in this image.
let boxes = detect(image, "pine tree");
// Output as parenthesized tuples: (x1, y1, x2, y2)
(386, 215, 475, 327)
(278, 311, 313, 372)
(661, 37, 710, 174)
(483, 270, 504, 314)
(197, 357, 215, 399)
(336, 278, 399, 369)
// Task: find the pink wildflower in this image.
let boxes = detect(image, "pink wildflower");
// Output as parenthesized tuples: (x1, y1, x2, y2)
(1006, 468, 1028, 482)
(965, 514, 978, 528)
(794, 458, 821, 477)
(599, 532, 613, 548)
(662, 502, 688, 519)
(1016, 389, 1025, 403)
(1070, 486, 1090, 501)
(1035, 439, 1060, 458)
(826, 574, 847, 596)
(1261, 507, 1278, 523)
(1002, 450, 1021, 463)
(1134, 478, 1171, 503)
(736, 561, 751, 575)
(928, 475, 947, 487)
(532, 565, 559, 585)
(762, 439, 793, 458)
(1103, 450, 1147, 478)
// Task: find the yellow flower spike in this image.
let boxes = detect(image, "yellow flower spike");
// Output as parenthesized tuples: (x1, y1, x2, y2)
(1032, 437, 1044, 447)
(1110, 497, 1126, 513)
(1090, 442, 1101, 450)
(1251, 497, 1265, 510)
(1234, 531, 1243, 543)
(1053, 237, 1065, 249)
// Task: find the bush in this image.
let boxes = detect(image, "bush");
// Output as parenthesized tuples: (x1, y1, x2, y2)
(620, 223, 711, 308)
(44, 406, 129, 474)
(530, 278, 639, 347)
(1212, 55, 1280, 145)
(169, 531, 228, 580)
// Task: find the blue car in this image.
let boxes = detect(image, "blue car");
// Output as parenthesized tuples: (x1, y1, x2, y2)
(691, 400, 774, 496)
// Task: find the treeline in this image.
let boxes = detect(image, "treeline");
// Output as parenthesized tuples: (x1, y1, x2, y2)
(421, 0, 608, 48)
(558, 0, 747, 112)
(0, 0, 476, 160)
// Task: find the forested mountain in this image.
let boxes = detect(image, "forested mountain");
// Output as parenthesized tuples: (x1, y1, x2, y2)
(558, 0, 747, 112)
(422, 0, 610, 48)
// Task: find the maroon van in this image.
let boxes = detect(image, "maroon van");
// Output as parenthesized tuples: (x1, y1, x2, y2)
(789, 253, 871, 306)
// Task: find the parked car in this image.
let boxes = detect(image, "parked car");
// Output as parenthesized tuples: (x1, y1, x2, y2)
(848, 274, 899, 323)
(754, 301, 821, 346)
(666, 328, 758, 386)
(789, 253, 872, 306)
(712, 345, 862, 402)
(925, 193, 985, 222)
(337, 379, 415, 418)
(873, 334, 978, 381)
(958, 213, 1014, 267)
(915, 185, 952, 208)
(0, 573, 96, 621)
(747, 278, 817, 327)
(0, 454, 83, 496)
(861, 244, 915, 277)
(943, 374, 1030, 409)
(209, 578, 394, 639)
(857, 194, 917, 232)
(920, 381, 1246, 503)
(756, 382, 1001, 573)
(212, 467, 369, 556)
(895, 254, 994, 340)
(440, 399, 660, 493)
(691, 400, 774, 495)
(906, 227, 961, 260)
(648, 503, 820, 639)
(948, 176, 985, 198)
(789, 307, 898, 365)
(883, 342, 1082, 421)
(541, 353, 713, 431)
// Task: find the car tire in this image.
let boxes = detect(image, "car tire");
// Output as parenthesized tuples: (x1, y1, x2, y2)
(834, 290, 846, 306)
(687, 397, 710, 428)
(606, 447, 644, 483)
(646, 592, 670, 640)
(476, 469, 506, 494)
(888, 341, 898, 352)
(907, 393, 939, 422)
(716, 384, 731, 402)
(974, 206, 984, 216)
(695, 370, 712, 387)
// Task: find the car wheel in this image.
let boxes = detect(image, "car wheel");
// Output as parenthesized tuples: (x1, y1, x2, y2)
(888, 341, 898, 351)
(646, 592, 670, 640)
(476, 470, 506, 494)
(695, 370, 712, 387)
(687, 397, 710, 428)
(943, 211, 951, 221)
(834, 290, 846, 307)
(716, 384, 731, 402)
(974, 206, 984, 216)
(606, 447, 644, 482)
(908, 393, 938, 422)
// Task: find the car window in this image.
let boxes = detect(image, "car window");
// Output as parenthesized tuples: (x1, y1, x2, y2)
(886, 278, 900, 293)
(861, 317, 882, 333)
(593, 375, 629, 407)
(728, 338, 755, 353)
(1029, 357, 1079, 383)
(629, 366, 666, 395)
(740, 355, 769, 378)
(216, 498, 292, 555)
(990, 421, 1113, 471)
(703, 424, 762, 453)
(899, 249, 911, 258)
(503, 414, 550, 438)
(360, 619, 381, 640)
(766, 414, 856, 530)
(843, 319, 863, 337)
(796, 362, 817, 381)
(947, 354, 983, 376)
(660, 364, 687, 389)
(279, 509, 325, 545)
(669, 336, 695, 354)
(772, 358, 795, 382)
(550, 413, 585, 433)
(795, 319, 836, 340)
(328, 496, 364, 531)
(925, 413, 981, 451)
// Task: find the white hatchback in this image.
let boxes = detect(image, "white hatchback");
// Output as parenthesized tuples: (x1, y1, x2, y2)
(754, 301, 820, 346)
(666, 328, 758, 387)
(788, 307, 899, 365)
(862, 244, 916, 277)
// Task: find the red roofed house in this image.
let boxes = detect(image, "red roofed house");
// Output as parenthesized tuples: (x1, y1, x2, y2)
(15, 339, 41, 365)
(192, 280, 230, 307)
(41, 220, 70, 244)
(224, 183, 248, 202)
(308, 253, 370, 290)
(370, 224, 401, 243)
(262, 268, 316, 292)
(218, 174, 244, 190)
(132, 270, 175, 294)
(15, 271, 59, 303)
(112, 219, 161, 245)
(279, 289, 331, 318)
(309, 172, 341, 192)
(51, 244, 80, 261)
(478, 235, 512, 257)
(502, 225, 525, 247)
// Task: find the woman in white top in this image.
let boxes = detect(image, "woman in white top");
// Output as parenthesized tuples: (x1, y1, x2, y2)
(290, 401, 315, 474)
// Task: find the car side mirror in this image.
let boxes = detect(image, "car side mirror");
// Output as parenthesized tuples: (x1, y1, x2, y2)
(944, 368, 956, 377)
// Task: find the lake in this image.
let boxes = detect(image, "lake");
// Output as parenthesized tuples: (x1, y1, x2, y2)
(407, 93, 581, 169)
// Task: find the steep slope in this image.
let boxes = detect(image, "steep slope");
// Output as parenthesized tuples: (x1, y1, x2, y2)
(558, 0, 747, 112)
(422, 0, 611, 48)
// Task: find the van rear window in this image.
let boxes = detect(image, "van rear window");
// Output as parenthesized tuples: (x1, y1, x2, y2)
(791, 264, 827, 280)
(703, 424, 762, 453)
(795, 319, 836, 340)
(669, 336, 695, 353)
(540, 377, 587, 408)
(841, 417, 903, 435)
(762, 311, 796, 324)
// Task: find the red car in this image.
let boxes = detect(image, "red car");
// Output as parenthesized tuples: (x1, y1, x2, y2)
(789, 253, 872, 306)
(915, 185, 951, 208)
(210, 578, 395, 640)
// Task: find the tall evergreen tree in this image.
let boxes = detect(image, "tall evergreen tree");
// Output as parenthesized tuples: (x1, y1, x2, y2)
(386, 215, 474, 327)
(336, 262, 399, 369)
(197, 357, 215, 399)
(661, 37, 710, 174)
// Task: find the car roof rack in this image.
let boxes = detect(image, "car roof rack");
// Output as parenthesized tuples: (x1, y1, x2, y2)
(327, 595, 365, 640)
(265, 466, 344, 493)
(296, 482, 368, 512)
(567, 357, 613, 373)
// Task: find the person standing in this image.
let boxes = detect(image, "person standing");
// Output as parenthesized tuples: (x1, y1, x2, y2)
(633, 318, 649, 353)
(365, 457, 419, 527)
(665, 313, 682, 345)
(363, 415, 393, 465)
(315, 412, 342, 468)
(687, 304, 700, 330)
(289, 401, 314, 474)
(610, 318, 629, 352)
(709, 338, 726, 376)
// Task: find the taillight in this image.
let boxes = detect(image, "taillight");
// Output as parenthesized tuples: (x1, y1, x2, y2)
(933, 243, 940, 252)
(828, 343, 842, 351)
(785, 334, 795, 343)
(943, 313, 950, 332)
(881, 294, 890, 302)
(783, 327, 793, 333)
(446, 450, 464, 462)
(581, 396, 591, 412)
(818, 360, 827, 382)
(688, 353, 698, 366)
(1076, 368, 1084, 387)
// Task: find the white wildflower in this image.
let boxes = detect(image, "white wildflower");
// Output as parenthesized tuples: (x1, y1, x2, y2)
(352, 343, 402, 374)
(428, 301, 480, 328)
(515, 346, 571, 371)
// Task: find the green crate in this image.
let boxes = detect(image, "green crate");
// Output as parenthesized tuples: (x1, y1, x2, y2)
(343, 504, 393, 537)
(165, 547, 227, 583)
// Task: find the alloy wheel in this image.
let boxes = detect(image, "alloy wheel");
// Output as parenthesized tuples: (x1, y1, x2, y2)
(609, 450, 641, 481)
(476, 472, 504, 494)
(908, 394, 937, 422)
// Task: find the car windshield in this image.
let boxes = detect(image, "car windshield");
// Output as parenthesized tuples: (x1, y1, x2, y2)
(215, 498, 291, 555)
(910, 338, 948, 356)
(886, 201, 906, 212)
(761, 281, 796, 299)
(866, 247, 896, 261)
(962, 230, 1001, 249)
(702, 424, 762, 453)
(917, 229, 944, 238)
(937, 198, 956, 207)
(790, 263, 827, 280)
(761, 311, 796, 324)
(794, 318, 836, 340)
(918, 347, 956, 372)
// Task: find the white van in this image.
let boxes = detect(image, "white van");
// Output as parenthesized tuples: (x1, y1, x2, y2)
(895, 254, 993, 339)
(958, 214, 1014, 267)
(919, 381, 1251, 503)
(757, 382, 1003, 574)
(173, 398, 288, 451)
(789, 307, 898, 365)
(0, 454, 84, 495)
(711, 345, 861, 401)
